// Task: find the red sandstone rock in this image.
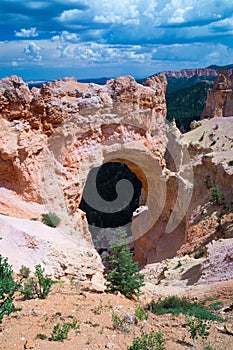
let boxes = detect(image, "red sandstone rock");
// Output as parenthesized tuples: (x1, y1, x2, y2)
(0, 73, 232, 284)
(201, 68, 233, 118)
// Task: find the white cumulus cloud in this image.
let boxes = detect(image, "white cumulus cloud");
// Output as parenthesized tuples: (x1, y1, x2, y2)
(56, 42, 150, 64)
(168, 6, 193, 24)
(51, 31, 79, 43)
(15, 27, 39, 37)
(24, 42, 42, 61)
(57, 9, 84, 22)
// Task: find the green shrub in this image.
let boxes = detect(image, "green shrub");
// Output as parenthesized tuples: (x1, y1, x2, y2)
(134, 304, 148, 322)
(93, 300, 103, 315)
(148, 296, 223, 321)
(194, 247, 205, 259)
(112, 313, 129, 333)
(228, 160, 233, 166)
(51, 323, 71, 341)
(20, 264, 53, 299)
(176, 260, 183, 268)
(36, 333, 47, 340)
(42, 212, 60, 228)
(34, 265, 53, 298)
(209, 187, 224, 205)
(0, 255, 20, 324)
(20, 277, 36, 299)
(50, 318, 79, 341)
(186, 316, 209, 349)
(105, 228, 144, 299)
(19, 265, 30, 279)
(128, 332, 165, 350)
(186, 316, 209, 340)
(199, 298, 223, 311)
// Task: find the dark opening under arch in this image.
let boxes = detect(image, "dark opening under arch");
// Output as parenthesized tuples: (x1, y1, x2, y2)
(79, 162, 142, 229)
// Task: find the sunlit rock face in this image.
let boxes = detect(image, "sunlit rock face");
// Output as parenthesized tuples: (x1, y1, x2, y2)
(1, 72, 232, 282)
(201, 67, 233, 119)
(0, 74, 173, 267)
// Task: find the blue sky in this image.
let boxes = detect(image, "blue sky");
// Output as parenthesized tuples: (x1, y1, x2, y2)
(1, 0, 233, 81)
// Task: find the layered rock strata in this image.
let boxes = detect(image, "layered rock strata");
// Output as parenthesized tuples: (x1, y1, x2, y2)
(201, 67, 233, 118)
(0, 72, 232, 284)
(0, 74, 174, 280)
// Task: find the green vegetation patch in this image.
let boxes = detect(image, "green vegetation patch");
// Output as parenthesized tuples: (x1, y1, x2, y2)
(105, 228, 144, 299)
(0, 255, 20, 324)
(148, 296, 224, 321)
(128, 331, 165, 350)
(42, 212, 60, 228)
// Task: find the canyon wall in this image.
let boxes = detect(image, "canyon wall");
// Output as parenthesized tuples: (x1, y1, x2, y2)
(0, 72, 232, 284)
(164, 68, 218, 79)
(201, 67, 233, 118)
(1, 74, 181, 280)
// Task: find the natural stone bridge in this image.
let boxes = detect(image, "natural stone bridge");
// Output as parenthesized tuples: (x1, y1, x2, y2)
(0, 74, 193, 267)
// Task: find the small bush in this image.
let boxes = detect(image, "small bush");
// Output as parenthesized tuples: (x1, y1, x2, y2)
(0, 255, 20, 324)
(105, 228, 144, 299)
(36, 333, 47, 340)
(51, 323, 71, 341)
(186, 316, 209, 340)
(199, 298, 223, 311)
(148, 296, 223, 321)
(93, 300, 103, 315)
(20, 278, 36, 299)
(186, 316, 209, 349)
(209, 187, 224, 205)
(228, 160, 233, 166)
(50, 317, 79, 342)
(128, 332, 165, 350)
(134, 304, 148, 322)
(34, 265, 53, 298)
(19, 265, 30, 279)
(176, 260, 183, 268)
(194, 247, 205, 259)
(183, 250, 191, 256)
(112, 313, 129, 333)
(42, 212, 60, 228)
(20, 264, 53, 299)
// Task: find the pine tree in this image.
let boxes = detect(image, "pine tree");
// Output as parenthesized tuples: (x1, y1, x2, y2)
(0, 255, 20, 324)
(105, 229, 144, 299)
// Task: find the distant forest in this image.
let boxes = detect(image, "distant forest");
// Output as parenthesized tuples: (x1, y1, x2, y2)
(166, 77, 214, 132)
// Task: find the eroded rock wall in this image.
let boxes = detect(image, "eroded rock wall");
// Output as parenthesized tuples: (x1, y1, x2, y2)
(201, 67, 233, 118)
(0, 74, 175, 280)
(1, 72, 232, 281)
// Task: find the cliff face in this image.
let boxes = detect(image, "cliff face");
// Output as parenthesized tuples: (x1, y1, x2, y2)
(201, 68, 233, 118)
(0, 73, 232, 285)
(1, 74, 177, 281)
(0, 74, 167, 203)
(164, 68, 218, 79)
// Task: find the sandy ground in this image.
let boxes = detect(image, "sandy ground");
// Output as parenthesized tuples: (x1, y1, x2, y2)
(0, 278, 232, 350)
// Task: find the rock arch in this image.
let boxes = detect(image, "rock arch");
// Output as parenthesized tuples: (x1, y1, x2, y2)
(0, 74, 192, 268)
